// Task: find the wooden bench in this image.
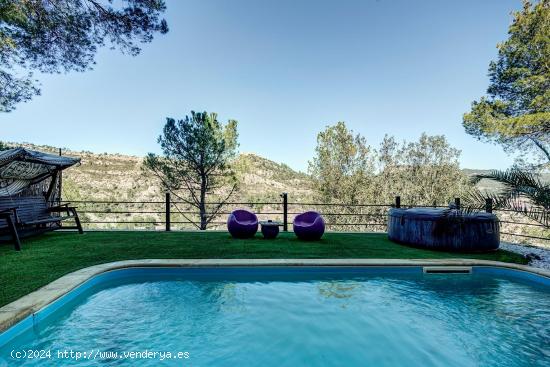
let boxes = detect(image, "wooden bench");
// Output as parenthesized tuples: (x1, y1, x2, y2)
(0, 196, 83, 251)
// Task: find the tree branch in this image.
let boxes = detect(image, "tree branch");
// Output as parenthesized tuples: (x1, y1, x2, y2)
(205, 183, 237, 225)
(171, 201, 201, 230)
(530, 137, 550, 163)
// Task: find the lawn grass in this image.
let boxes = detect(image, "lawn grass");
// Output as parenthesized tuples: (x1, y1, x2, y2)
(0, 231, 527, 307)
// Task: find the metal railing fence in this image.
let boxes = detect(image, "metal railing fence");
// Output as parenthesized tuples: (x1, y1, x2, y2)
(60, 193, 549, 244)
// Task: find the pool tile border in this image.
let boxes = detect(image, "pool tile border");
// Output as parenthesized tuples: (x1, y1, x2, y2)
(1, 258, 549, 333)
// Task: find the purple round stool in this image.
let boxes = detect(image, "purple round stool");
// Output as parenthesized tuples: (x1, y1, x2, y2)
(293, 211, 325, 240)
(260, 220, 282, 239)
(227, 209, 258, 239)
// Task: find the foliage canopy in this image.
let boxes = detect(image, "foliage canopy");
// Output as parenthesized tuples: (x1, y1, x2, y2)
(469, 169, 549, 227)
(0, 0, 168, 112)
(144, 111, 238, 230)
(308, 121, 375, 205)
(463, 0, 550, 167)
(309, 123, 472, 229)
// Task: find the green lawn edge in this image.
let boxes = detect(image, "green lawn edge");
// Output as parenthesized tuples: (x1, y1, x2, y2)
(0, 231, 527, 308)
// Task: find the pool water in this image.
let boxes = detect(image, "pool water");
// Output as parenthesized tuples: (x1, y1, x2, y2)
(0, 267, 549, 366)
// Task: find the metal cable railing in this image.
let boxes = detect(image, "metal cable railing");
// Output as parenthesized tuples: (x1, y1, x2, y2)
(61, 193, 549, 243)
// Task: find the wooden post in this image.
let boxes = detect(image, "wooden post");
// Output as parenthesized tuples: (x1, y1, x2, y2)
(58, 148, 62, 204)
(282, 192, 288, 231)
(165, 192, 171, 231)
(45, 171, 59, 202)
(454, 197, 461, 210)
(485, 198, 493, 213)
(395, 196, 401, 208)
(3, 214, 21, 251)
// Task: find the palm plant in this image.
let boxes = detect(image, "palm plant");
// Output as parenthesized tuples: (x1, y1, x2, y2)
(468, 169, 550, 228)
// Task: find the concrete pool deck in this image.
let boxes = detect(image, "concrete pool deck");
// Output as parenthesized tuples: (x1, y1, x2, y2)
(1, 258, 549, 333)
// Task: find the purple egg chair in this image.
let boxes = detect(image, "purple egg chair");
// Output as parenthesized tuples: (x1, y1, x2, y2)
(293, 211, 325, 240)
(227, 209, 259, 239)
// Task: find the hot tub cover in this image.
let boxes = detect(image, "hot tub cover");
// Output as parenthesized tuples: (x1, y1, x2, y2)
(387, 207, 500, 251)
(0, 148, 80, 196)
(389, 208, 497, 221)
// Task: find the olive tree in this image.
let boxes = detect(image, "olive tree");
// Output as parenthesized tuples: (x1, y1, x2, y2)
(308, 122, 376, 205)
(309, 124, 472, 230)
(376, 134, 472, 206)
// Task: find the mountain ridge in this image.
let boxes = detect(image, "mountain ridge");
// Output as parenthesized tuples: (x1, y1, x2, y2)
(3, 142, 314, 203)
(4, 142, 549, 202)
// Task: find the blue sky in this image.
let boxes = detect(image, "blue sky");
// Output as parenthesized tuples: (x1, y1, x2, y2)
(1, 0, 521, 172)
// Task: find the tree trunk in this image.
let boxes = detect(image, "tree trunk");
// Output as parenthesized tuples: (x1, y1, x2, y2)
(199, 172, 207, 230)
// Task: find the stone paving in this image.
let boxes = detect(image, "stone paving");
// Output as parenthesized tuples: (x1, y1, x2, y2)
(500, 242, 550, 270)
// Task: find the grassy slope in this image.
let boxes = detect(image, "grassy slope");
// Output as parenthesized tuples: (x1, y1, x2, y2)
(0, 231, 526, 308)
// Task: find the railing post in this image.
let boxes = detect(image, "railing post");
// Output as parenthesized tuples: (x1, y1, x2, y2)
(454, 197, 460, 210)
(165, 192, 171, 231)
(282, 192, 288, 231)
(485, 198, 493, 213)
(58, 148, 62, 204)
(395, 196, 401, 208)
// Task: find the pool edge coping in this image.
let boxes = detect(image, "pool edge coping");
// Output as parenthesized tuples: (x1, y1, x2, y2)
(1, 258, 549, 333)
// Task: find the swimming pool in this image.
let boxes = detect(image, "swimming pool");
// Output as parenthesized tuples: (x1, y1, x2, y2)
(0, 266, 549, 366)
